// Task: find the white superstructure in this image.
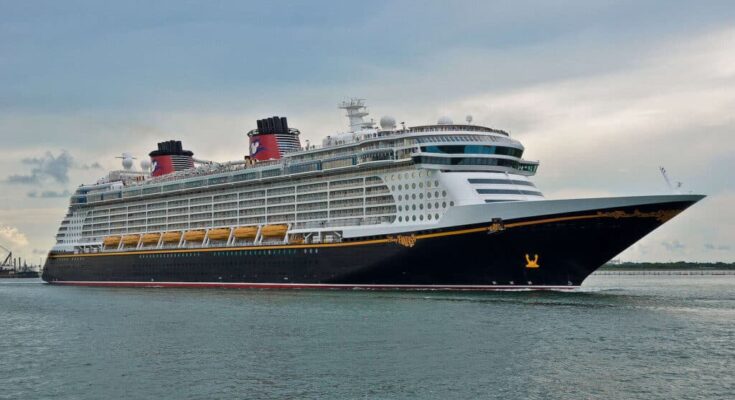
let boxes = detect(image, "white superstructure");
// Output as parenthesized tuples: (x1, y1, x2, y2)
(52, 101, 542, 254)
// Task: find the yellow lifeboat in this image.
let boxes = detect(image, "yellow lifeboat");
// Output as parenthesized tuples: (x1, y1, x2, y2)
(141, 233, 161, 244)
(184, 230, 205, 242)
(122, 234, 140, 246)
(161, 231, 182, 243)
(261, 224, 288, 237)
(233, 226, 258, 239)
(103, 236, 121, 247)
(207, 228, 231, 241)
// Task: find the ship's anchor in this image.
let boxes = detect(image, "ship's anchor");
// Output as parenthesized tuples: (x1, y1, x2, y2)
(525, 254, 540, 268)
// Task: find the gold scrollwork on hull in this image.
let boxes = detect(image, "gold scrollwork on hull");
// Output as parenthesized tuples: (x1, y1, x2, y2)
(487, 218, 505, 233)
(596, 209, 681, 223)
(387, 234, 417, 248)
(488, 223, 504, 233)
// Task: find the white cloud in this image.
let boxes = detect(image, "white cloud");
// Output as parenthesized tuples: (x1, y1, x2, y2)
(0, 225, 29, 249)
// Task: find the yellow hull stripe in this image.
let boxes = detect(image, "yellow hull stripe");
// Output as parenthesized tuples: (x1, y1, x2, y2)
(49, 209, 680, 259)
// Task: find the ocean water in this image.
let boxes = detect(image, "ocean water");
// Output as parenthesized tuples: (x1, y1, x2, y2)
(1, 275, 733, 400)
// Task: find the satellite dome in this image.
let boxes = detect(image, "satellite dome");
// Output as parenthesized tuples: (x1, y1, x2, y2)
(140, 159, 152, 172)
(121, 153, 134, 170)
(380, 115, 397, 130)
(437, 116, 453, 125)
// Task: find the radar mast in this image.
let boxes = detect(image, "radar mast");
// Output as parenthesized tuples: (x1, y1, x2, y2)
(339, 99, 374, 132)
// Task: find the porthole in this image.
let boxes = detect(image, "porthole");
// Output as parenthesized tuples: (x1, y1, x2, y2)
(442, 190, 447, 197)
(435, 213, 440, 220)
(428, 203, 432, 209)
(398, 195, 402, 201)
(428, 214, 432, 220)
(412, 205, 416, 210)
(419, 204, 423, 210)
(435, 191, 439, 197)
(427, 192, 432, 199)
(398, 216, 403, 222)
(419, 182, 423, 188)
(442, 202, 447, 208)
(419, 193, 423, 199)
(419, 215, 424, 221)
(391, 185, 395, 190)
(398, 205, 403, 211)
(411, 183, 416, 189)
(435, 180, 439, 186)
(412, 194, 416, 200)
(435, 202, 439, 208)
(398, 184, 402, 190)
(412, 215, 417, 221)
(411, 172, 416, 178)
(450, 201, 455, 206)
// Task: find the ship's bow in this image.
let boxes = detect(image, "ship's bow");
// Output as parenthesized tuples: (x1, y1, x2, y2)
(435, 194, 706, 287)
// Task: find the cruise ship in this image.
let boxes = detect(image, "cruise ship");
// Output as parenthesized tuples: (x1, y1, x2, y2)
(42, 100, 703, 289)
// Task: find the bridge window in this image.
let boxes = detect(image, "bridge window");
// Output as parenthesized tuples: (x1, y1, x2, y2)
(421, 145, 522, 158)
(413, 156, 521, 169)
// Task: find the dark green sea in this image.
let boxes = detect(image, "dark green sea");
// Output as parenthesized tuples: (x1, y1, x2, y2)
(1, 274, 733, 399)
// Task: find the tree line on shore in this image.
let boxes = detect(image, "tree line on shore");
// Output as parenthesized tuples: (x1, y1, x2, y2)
(600, 261, 735, 270)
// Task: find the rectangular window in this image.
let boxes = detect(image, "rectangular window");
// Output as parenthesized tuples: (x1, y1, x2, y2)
(468, 178, 535, 187)
(476, 188, 542, 196)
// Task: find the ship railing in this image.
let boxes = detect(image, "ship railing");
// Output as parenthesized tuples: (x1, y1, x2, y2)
(92, 150, 400, 202)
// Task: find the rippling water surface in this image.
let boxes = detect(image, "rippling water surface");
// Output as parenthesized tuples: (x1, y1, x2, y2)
(1, 275, 734, 399)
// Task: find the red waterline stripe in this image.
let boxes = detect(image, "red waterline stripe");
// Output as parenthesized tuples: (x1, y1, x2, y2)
(48, 281, 578, 291)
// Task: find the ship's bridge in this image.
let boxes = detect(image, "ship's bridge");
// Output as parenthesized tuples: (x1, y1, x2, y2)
(286, 123, 538, 176)
(290, 100, 537, 176)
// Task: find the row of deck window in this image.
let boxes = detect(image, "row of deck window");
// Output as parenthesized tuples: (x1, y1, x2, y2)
(137, 248, 319, 259)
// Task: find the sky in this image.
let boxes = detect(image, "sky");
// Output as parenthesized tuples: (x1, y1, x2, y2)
(1, 0, 733, 263)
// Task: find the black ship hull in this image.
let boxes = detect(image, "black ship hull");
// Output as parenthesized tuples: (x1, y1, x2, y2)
(42, 198, 700, 290)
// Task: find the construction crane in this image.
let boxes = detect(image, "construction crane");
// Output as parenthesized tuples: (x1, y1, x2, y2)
(659, 166, 683, 194)
(0, 243, 12, 267)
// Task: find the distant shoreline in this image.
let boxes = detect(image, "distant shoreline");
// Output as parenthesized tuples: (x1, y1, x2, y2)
(599, 262, 735, 272)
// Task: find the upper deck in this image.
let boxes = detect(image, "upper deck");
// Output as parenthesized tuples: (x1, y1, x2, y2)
(70, 123, 537, 207)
